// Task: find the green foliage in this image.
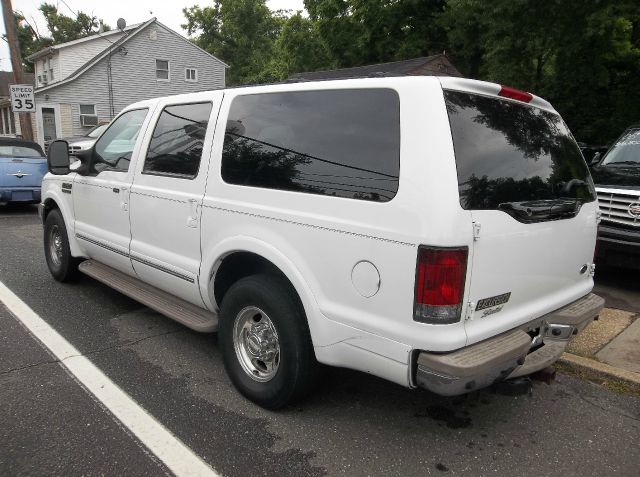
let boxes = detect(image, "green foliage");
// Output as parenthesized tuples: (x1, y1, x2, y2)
(11, 12, 53, 72)
(38, 3, 108, 44)
(442, 0, 640, 144)
(184, 0, 639, 143)
(183, 0, 284, 85)
(12, 3, 110, 72)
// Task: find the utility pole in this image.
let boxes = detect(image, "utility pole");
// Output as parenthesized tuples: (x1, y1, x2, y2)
(1, 0, 34, 141)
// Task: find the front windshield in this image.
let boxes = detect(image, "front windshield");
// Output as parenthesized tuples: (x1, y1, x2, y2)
(601, 128, 640, 165)
(0, 145, 43, 158)
(87, 123, 108, 138)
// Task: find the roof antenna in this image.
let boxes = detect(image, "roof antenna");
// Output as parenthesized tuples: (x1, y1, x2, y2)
(117, 18, 127, 31)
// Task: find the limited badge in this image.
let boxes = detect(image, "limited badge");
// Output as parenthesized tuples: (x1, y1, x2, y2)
(476, 292, 511, 311)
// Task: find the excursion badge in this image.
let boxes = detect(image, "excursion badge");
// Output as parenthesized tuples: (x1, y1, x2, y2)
(476, 292, 511, 311)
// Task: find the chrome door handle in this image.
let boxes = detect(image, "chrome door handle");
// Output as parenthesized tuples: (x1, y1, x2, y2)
(120, 187, 128, 211)
(187, 199, 199, 228)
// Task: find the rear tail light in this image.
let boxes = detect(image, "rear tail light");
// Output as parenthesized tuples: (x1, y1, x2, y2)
(498, 85, 533, 103)
(414, 246, 468, 324)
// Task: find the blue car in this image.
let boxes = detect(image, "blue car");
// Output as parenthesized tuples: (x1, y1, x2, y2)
(0, 138, 47, 205)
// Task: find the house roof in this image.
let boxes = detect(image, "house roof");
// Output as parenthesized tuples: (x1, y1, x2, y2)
(25, 22, 143, 61)
(289, 54, 462, 81)
(32, 18, 228, 93)
(0, 71, 35, 97)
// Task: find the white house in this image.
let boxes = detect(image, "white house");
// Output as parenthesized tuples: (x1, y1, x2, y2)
(26, 18, 228, 147)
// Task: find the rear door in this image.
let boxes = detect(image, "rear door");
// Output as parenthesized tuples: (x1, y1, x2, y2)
(443, 88, 599, 344)
(128, 95, 222, 307)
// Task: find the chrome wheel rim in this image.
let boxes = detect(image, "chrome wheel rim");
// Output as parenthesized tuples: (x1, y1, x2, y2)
(49, 225, 63, 267)
(232, 306, 280, 382)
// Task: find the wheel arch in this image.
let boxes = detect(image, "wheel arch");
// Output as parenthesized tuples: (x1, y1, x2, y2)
(200, 236, 325, 346)
(41, 189, 82, 257)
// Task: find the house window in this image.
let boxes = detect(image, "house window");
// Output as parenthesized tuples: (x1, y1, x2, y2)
(80, 104, 98, 127)
(42, 72, 47, 83)
(156, 59, 169, 81)
(185, 68, 198, 82)
(80, 104, 96, 115)
(49, 69, 54, 81)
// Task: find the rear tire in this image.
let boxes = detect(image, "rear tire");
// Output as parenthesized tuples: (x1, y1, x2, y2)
(219, 273, 320, 409)
(44, 209, 79, 282)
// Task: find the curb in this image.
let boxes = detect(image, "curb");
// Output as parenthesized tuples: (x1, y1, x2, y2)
(558, 352, 640, 391)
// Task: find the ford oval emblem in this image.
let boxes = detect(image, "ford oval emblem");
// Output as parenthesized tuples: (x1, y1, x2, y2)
(629, 202, 640, 218)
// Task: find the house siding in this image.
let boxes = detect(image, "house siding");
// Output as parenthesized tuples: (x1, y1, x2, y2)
(57, 32, 126, 79)
(33, 21, 226, 141)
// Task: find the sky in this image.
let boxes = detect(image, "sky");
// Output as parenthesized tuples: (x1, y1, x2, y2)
(1, 0, 307, 72)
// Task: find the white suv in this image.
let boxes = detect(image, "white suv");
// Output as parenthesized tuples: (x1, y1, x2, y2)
(41, 77, 604, 409)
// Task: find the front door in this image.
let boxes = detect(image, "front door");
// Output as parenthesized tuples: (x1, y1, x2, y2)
(42, 108, 57, 147)
(73, 108, 152, 275)
(129, 96, 222, 306)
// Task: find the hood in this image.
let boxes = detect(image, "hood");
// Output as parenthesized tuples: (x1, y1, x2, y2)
(67, 137, 97, 150)
(61, 135, 88, 142)
(591, 164, 640, 188)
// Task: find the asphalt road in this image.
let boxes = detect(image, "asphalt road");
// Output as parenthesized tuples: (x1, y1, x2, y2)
(1, 204, 639, 476)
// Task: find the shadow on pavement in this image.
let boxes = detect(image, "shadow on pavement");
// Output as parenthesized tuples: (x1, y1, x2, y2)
(593, 264, 640, 314)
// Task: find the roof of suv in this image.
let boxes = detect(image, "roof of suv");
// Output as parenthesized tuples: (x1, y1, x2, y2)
(125, 76, 556, 114)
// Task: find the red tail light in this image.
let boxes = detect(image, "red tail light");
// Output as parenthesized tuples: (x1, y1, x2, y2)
(498, 85, 533, 103)
(414, 247, 468, 324)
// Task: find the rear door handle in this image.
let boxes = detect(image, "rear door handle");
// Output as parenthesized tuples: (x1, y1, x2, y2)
(112, 187, 120, 193)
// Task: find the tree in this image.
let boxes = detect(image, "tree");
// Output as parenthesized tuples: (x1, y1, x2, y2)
(10, 3, 109, 72)
(10, 12, 52, 71)
(183, 0, 284, 85)
(304, 0, 448, 68)
(38, 2, 108, 44)
(443, 0, 640, 144)
(260, 13, 334, 81)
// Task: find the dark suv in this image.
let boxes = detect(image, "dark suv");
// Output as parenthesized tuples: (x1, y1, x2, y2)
(590, 125, 640, 269)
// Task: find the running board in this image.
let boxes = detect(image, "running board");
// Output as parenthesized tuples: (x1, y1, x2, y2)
(79, 260, 218, 333)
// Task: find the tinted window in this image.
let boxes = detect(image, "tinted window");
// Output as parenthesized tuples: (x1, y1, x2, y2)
(221, 89, 400, 202)
(601, 127, 640, 165)
(143, 103, 212, 178)
(94, 108, 148, 173)
(446, 90, 595, 216)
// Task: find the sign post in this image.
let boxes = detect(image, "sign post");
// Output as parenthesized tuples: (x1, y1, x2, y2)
(10, 84, 35, 113)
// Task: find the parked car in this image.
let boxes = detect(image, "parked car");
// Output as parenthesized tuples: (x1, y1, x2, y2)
(590, 125, 640, 269)
(0, 138, 47, 205)
(40, 77, 604, 409)
(63, 123, 109, 155)
(577, 142, 609, 165)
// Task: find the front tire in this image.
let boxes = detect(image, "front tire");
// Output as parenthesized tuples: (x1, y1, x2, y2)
(44, 209, 79, 282)
(219, 274, 320, 409)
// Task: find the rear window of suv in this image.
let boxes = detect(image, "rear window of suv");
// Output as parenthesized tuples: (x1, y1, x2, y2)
(221, 88, 400, 202)
(445, 90, 596, 214)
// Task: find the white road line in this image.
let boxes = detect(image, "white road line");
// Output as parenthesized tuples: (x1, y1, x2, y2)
(0, 281, 220, 477)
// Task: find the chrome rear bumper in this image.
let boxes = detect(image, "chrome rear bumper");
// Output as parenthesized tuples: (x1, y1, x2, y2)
(415, 293, 605, 396)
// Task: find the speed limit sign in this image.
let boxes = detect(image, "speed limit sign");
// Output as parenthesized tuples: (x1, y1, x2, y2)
(10, 84, 35, 113)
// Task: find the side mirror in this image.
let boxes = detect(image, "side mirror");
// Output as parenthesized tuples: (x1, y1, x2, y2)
(47, 140, 70, 175)
(589, 152, 601, 166)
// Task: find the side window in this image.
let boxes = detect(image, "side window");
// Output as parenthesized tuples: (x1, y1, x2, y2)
(142, 102, 212, 179)
(221, 89, 400, 202)
(93, 108, 148, 174)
